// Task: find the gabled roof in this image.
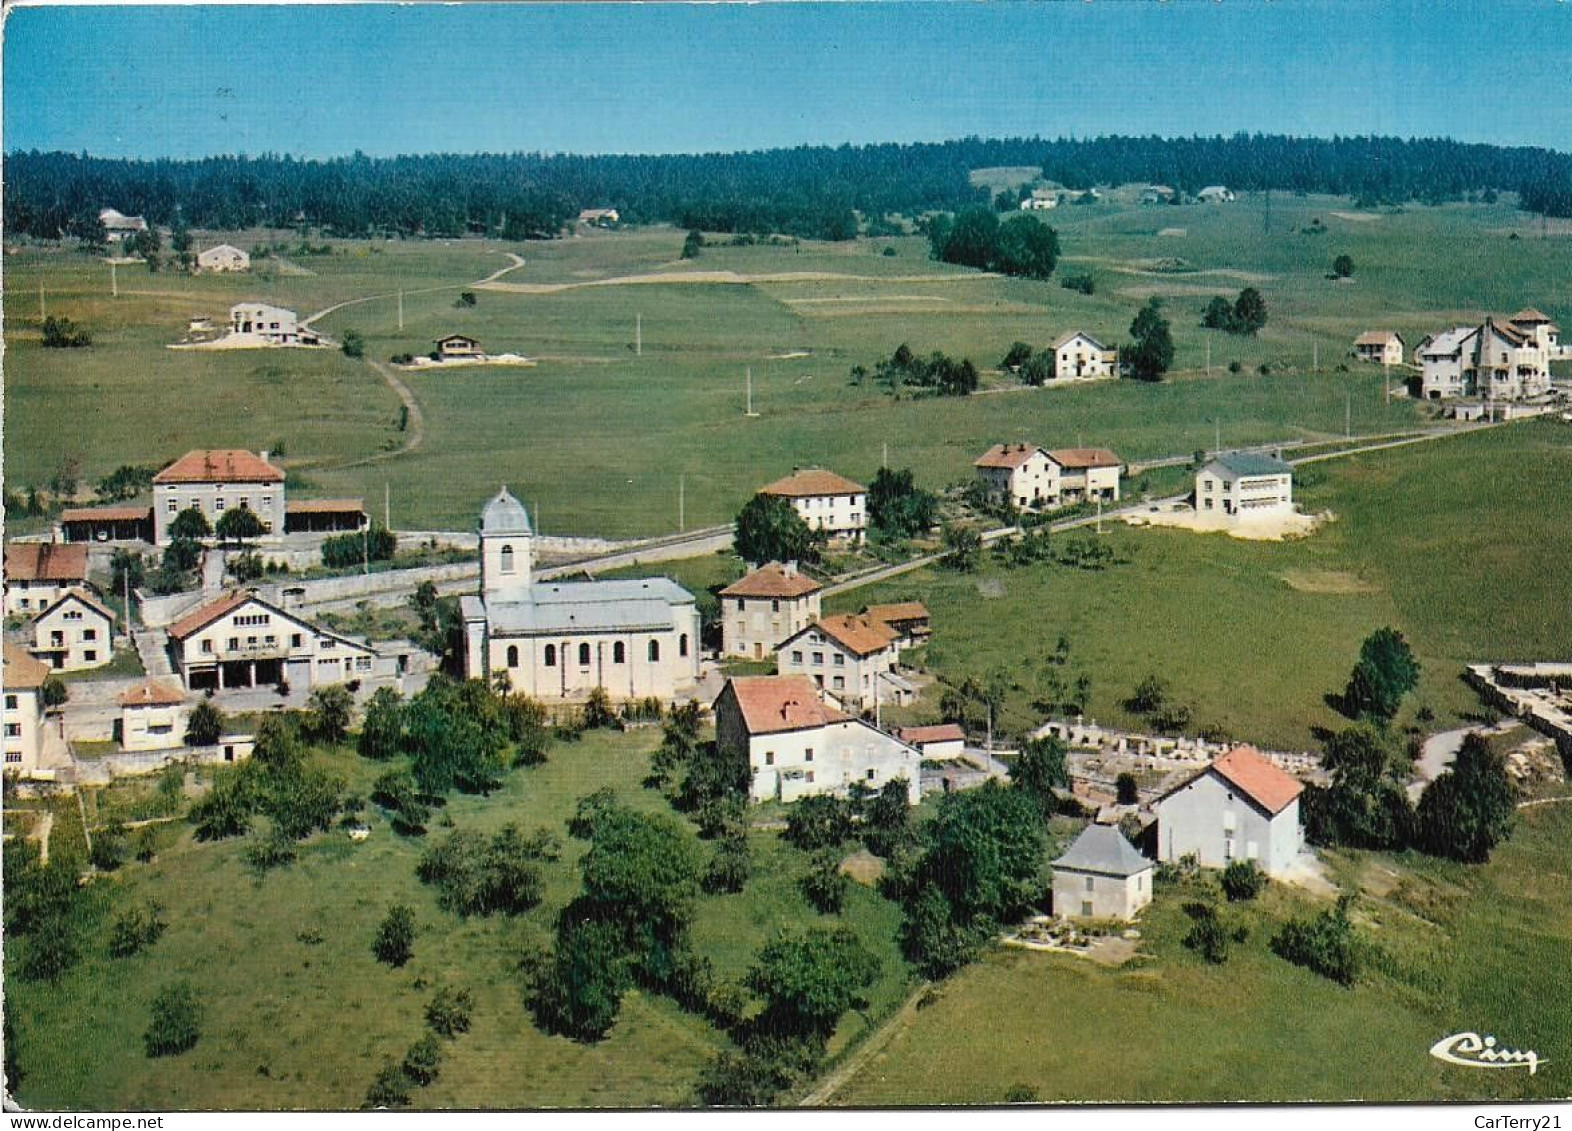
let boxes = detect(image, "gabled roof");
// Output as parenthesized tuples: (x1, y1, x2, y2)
(3, 643, 52, 690)
(198, 243, 247, 258)
(153, 450, 284, 485)
(719, 675, 847, 735)
(436, 334, 480, 346)
(1051, 330, 1107, 351)
(720, 561, 821, 600)
(975, 443, 1046, 470)
(285, 498, 367, 516)
(36, 588, 115, 624)
(1354, 331, 1404, 347)
(896, 723, 966, 746)
(1417, 326, 1478, 357)
(1159, 745, 1304, 817)
(789, 614, 897, 658)
(1509, 308, 1555, 326)
(760, 469, 867, 498)
(59, 505, 153, 524)
(118, 680, 186, 708)
(4, 542, 89, 583)
(864, 601, 930, 625)
(1048, 447, 1122, 470)
(1053, 823, 1153, 877)
(1206, 451, 1291, 478)
(1481, 316, 1529, 347)
(167, 590, 262, 641)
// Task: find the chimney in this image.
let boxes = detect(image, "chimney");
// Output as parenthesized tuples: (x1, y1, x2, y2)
(784, 560, 798, 576)
(259, 450, 270, 465)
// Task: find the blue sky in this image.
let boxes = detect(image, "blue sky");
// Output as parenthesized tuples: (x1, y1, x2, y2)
(4, 2, 1570, 158)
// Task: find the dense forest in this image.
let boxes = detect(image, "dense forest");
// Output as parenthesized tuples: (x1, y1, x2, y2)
(6, 133, 1571, 243)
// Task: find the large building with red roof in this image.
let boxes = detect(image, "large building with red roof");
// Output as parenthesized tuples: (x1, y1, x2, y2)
(758, 468, 868, 544)
(166, 588, 378, 692)
(713, 675, 921, 805)
(3, 542, 91, 616)
(1155, 745, 1305, 877)
(152, 449, 286, 546)
(776, 613, 911, 711)
(718, 561, 822, 660)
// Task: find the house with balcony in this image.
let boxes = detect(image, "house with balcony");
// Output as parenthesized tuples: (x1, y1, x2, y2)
(1194, 452, 1293, 525)
(758, 469, 867, 545)
(1353, 331, 1405, 366)
(435, 334, 483, 360)
(714, 675, 922, 805)
(1047, 448, 1123, 505)
(30, 589, 115, 672)
(719, 561, 822, 660)
(228, 302, 320, 346)
(1417, 314, 1553, 401)
(776, 613, 910, 710)
(167, 589, 378, 692)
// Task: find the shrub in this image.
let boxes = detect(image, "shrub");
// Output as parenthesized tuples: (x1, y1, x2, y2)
(704, 832, 751, 894)
(801, 849, 848, 914)
(401, 1034, 443, 1087)
(424, 986, 474, 1038)
(41, 315, 92, 348)
(108, 903, 167, 958)
(1181, 901, 1245, 964)
(144, 983, 202, 1057)
(245, 831, 299, 873)
(373, 905, 416, 967)
(1221, 859, 1266, 902)
(365, 1060, 412, 1108)
(783, 795, 851, 851)
(1271, 896, 1359, 986)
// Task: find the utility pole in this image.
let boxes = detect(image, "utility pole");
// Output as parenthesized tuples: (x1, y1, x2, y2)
(635, 313, 642, 356)
(1346, 391, 1352, 439)
(1263, 188, 1272, 236)
(1214, 417, 1221, 456)
(678, 473, 685, 533)
(882, 441, 888, 469)
(39, 283, 46, 320)
(1313, 341, 1318, 372)
(397, 290, 404, 331)
(1205, 337, 1211, 377)
(745, 367, 757, 417)
(385, 482, 391, 529)
(363, 524, 370, 576)
(110, 260, 118, 298)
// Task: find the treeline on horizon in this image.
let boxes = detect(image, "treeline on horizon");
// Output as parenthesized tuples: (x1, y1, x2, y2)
(6, 133, 1572, 243)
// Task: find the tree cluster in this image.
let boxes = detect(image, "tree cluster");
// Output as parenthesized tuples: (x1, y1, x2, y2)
(1200, 288, 1268, 335)
(733, 493, 822, 567)
(927, 208, 1061, 279)
(321, 525, 397, 569)
(1126, 299, 1174, 381)
(866, 467, 938, 540)
(859, 343, 979, 397)
(417, 824, 559, 916)
(1340, 627, 1421, 724)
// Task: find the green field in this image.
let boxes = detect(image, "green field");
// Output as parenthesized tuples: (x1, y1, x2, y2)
(2, 730, 913, 1110)
(831, 800, 1572, 1105)
(8, 196, 1567, 536)
(832, 420, 1572, 751)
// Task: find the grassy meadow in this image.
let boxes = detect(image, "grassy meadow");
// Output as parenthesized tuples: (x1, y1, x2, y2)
(8, 195, 1567, 535)
(2, 729, 913, 1111)
(832, 420, 1572, 751)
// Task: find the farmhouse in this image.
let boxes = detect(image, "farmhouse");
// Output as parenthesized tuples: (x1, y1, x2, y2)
(1353, 331, 1405, 366)
(1140, 185, 1175, 204)
(167, 589, 378, 692)
(196, 244, 250, 273)
(1051, 823, 1154, 920)
(59, 504, 154, 544)
(578, 208, 620, 226)
(718, 561, 822, 660)
(3, 644, 52, 773)
(1416, 315, 1552, 401)
(777, 614, 909, 710)
(460, 488, 700, 702)
(1051, 331, 1119, 381)
(117, 680, 189, 752)
(1194, 452, 1293, 523)
(435, 334, 483, 360)
(895, 722, 965, 760)
(30, 589, 115, 672)
(1197, 185, 1236, 203)
(1156, 745, 1304, 877)
(4, 543, 91, 616)
(98, 208, 147, 240)
(1048, 448, 1123, 505)
(974, 443, 1055, 510)
(228, 302, 320, 346)
(714, 675, 922, 805)
(1020, 189, 1059, 211)
(759, 469, 867, 544)
(863, 602, 931, 646)
(152, 449, 285, 545)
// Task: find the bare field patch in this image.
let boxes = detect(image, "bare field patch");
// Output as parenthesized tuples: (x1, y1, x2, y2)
(1280, 568, 1378, 594)
(1330, 211, 1382, 223)
(1158, 228, 1187, 237)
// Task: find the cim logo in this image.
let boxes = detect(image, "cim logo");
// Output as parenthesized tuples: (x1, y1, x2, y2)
(1430, 1032, 1545, 1075)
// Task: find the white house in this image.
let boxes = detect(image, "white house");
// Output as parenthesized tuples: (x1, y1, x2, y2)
(1156, 745, 1304, 877)
(196, 244, 250, 273)
(1051, 331, 1119, 381)
(1417, 315, 1553, 401)
(974, 443, 1055, 510)
(1194, 452, 1293, 524)
(1197, 186, 1236, 203)
(167, 589, 379, 692)
(228, 303, 320, 346)
(3, 644, 51, 774)
(1047, 448, 1123, 505)
(30, 589, 115, 672)
(460, 488, 700, 703)
(117, 680, 190, 752)
(862, 602, 931, 648)
(759, 469, 867, 544)
(895, 723, 966, 761)
(1353, 331, 1405, 366)
(4, 543, 91, 616)
(714, 675, 922, 805)
(1020, 189, 1059, 211)
(152, 449, 287, 545)
(1508, 307, 1565, 359)
(99, 208, 148, 240)
(1051, 823, 1155, 920)
(435, 334, 483, 360)
(718, 561, 822, 660)
(578, 208, 620, 226)
(777, 614, 907, 710)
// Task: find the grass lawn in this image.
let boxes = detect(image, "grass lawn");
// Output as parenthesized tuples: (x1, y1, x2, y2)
(832, 420, 1572, 751)
(3, 727, 913, 1111)
(831, 801, 1572, 1105)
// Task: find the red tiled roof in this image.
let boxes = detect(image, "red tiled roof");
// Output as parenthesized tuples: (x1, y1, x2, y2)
(285, 498, 367, 515)
(864, 601, 929, 626)
(760, 469, 866, 498)
(153, 450, 284, 485)
(4, 543, 89, 583)
(59, 505, 153, 524)
(1048, 447, 1122, 470)
(807, 614, 897, 657)
(720, 675, 847, 735)
(897, 723, 965, 745)
(1210, 745, 1304, 815)
(37, 588, 115, 624)
(720, 561, 821, 599)
(974, 443, 1044, 470)
(1509, 308, 1554, 325)
(118, 680, 187, 708)
(167, 590, 258, 641)
(3, 643, 51, 690)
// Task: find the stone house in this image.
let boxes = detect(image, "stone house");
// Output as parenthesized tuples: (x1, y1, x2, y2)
(1048, 448, 1123, 505)
(718, 561, 822, 660)
(1155, 745, 1304, 877)
(1051, 331, 1119, 381)
(152, 449, 286, 546)
(974, 444, 1055, 510)
(777, 614, 907, 710)
(1353, 331, 1405, 366)
(118, 680, 190, 752)
(228, 302, 320, 346)
(895, 723, 965, 760)
(3, 644, 50, 773)
(196, 244, 250, 272)
(4, 543, 91, 616)
(1051, 823, 1155, 920)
